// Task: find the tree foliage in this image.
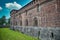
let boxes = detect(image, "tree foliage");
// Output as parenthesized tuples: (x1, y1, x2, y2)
(0, 16, 10, 28)
(0, 16, 6, 25)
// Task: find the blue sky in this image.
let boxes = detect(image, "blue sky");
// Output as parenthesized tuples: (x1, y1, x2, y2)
(0, 0, 32, 19)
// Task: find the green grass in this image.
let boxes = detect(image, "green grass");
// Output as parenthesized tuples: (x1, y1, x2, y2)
(0, 28, 38, 40)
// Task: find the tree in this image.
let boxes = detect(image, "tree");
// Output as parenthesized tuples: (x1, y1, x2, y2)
(0, 16, 6, 25)
(5, 18, 10, 27)
(0, 16, 11, 28)
(0, 18, 1, 23)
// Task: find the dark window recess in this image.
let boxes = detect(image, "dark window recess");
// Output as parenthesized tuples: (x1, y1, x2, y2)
(20, 21, 22, 26)
(34, 17, 38, 26)
(38, 31, 40, 40)
(51, 32, 54, 38)
(25, 19, 28, 26)
(38, 31, 40, 36)
(37, 4, 40, 12)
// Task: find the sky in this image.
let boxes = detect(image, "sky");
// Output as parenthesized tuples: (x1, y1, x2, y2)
(0, 0, 32, 19)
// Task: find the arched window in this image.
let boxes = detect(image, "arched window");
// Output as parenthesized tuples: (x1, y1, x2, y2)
(37, 4, 41, 12)
(20, 20, 22, 26)
(34, 17, 38, 26)
(25, 19, 28, 26)
(20, 15, 22, 26)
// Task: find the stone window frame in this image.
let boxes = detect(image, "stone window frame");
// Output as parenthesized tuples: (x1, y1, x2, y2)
(20, 20, 22, 26)
(37, 4, 41, 12)
(33, 17, 38, 26)
(25, 19, 28, 26)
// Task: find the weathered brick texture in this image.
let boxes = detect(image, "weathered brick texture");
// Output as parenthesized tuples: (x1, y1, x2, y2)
(10, 0, 60, 27)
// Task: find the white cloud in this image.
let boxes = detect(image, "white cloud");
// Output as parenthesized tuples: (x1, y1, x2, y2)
(0, 6, 2, 10)
(5, 2, 22, 10)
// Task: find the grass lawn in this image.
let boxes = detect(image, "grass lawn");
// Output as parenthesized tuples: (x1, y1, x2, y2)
(0, 28, 38, 40)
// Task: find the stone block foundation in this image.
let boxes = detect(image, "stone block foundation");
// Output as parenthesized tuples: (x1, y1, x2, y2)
(10, 26, 60, 40)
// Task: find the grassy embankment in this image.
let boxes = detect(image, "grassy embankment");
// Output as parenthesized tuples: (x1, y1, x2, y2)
(0, 28, 38, 40)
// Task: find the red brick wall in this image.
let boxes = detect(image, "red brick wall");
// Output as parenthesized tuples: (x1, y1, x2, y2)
(10, 0, 60, 27)
(38, 0, 56, 27)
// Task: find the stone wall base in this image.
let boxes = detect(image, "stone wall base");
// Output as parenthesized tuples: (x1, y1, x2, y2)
(10, 26, 60, 40)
